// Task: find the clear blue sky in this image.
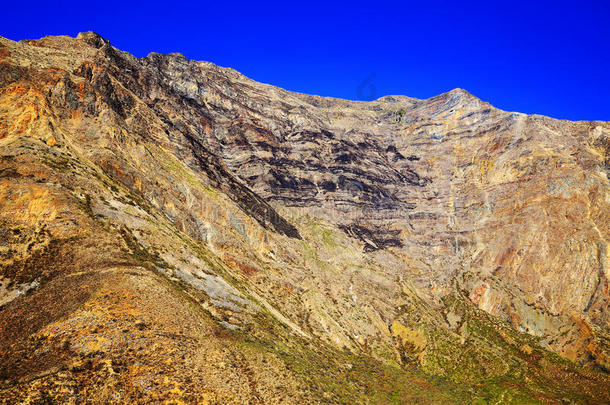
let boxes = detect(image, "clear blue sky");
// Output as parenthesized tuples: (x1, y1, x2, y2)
(3, 0, 609, 121)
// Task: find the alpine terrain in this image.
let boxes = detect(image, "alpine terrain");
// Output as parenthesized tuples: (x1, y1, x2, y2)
(0, 32, 609, 403)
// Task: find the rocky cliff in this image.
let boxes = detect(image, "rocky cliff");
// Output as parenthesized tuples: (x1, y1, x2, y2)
(0, 32, 609, 403)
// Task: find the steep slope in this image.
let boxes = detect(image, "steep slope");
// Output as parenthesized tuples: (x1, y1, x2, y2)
(0, 32, 609, 403)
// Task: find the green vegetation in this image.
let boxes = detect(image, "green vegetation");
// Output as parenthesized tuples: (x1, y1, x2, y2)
(79, 194, 94, 218)
(117, 226, 170, 270)
(395, 109, 405, 123)
(238, 310, 471, 404)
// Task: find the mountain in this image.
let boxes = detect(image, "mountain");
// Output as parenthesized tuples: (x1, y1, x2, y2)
(0, 32, 609, 403)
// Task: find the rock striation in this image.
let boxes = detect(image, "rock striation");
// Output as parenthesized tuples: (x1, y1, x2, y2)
(0, 32, 609, 403)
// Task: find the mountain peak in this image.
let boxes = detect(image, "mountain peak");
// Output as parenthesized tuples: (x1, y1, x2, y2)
(443, 87, 480, 102)
(76, 31, 110, 49)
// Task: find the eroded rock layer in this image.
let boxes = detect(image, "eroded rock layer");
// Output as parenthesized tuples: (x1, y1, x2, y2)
(0, 32, 609, 403)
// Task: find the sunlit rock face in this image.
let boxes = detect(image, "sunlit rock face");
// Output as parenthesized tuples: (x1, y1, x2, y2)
(0, 32, 608, 403)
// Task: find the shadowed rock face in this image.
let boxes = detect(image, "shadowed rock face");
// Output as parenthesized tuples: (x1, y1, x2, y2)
(0, 32, 609, 403)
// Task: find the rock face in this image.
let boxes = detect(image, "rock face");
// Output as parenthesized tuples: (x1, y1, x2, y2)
(0, 32, 609, 403)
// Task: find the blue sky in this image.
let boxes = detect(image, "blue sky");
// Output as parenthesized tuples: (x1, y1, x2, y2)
(3, 0, 609, 120)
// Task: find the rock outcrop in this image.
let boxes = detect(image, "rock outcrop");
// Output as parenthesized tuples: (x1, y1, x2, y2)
(0, 32, 609, 403)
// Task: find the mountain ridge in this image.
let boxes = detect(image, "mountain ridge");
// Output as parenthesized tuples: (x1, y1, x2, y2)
(0, 31, 609, 403)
